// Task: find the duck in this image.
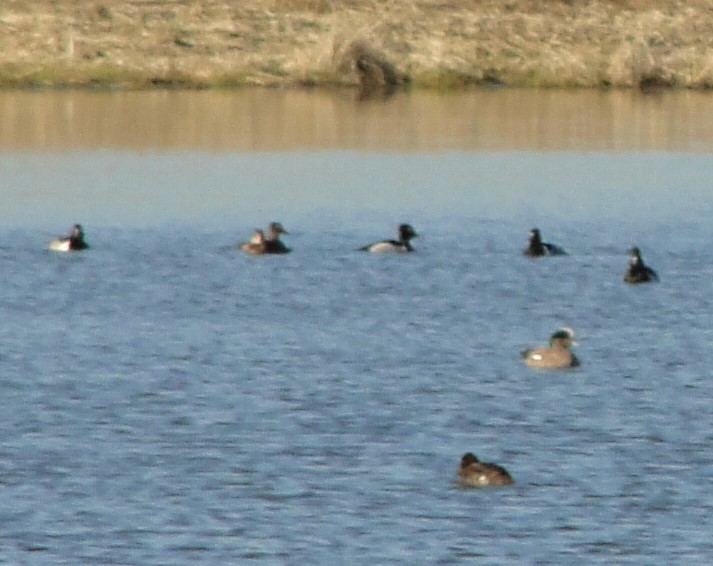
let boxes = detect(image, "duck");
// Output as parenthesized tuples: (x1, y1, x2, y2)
(523, 228, 566, 257)
(521, 327, 579, 369)
(359, 223, 418, 253)
(49, 224, 89, 252)
(264, 222, 291, 254)
(238, 229, 267, 255)
(457, 452, 513, 487)
(623, 247, 658, 283)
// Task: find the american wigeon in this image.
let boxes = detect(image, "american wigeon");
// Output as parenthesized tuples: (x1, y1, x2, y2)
(523, 228, 566, 257)
(49, 224, 89, 252)
(239, 229, 267, 255)
(360, 223, 418, 253)
(623, 247, 658, 283)
(457, 452, 513, 487)
(521, 327, 580, 369)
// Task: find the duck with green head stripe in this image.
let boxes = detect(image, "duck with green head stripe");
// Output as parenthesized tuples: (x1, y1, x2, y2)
(521, 327, 579, 369)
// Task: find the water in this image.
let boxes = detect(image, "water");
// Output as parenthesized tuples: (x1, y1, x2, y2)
(2, 90, 713, 564)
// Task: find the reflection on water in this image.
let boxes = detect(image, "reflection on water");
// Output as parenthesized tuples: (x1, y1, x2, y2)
(2, 88, 713, 228)
(2, 89, 713, 151)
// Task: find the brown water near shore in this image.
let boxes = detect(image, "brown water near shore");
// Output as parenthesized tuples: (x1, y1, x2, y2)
(2, 89, 713, 152)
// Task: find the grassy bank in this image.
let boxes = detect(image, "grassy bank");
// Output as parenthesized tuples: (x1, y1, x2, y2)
(1, 0, 713, 90)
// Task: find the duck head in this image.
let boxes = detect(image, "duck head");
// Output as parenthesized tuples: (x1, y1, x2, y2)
(549, 327, 577, 348)
(629, 247, 643, 265)
(268, 222, 288, 237)
(460, 452, 480, 468)
(398, 224, 418, 243)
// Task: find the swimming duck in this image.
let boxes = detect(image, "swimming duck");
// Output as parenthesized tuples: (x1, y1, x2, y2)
(457, 452, 513, 487)
(521, 327, 579, 369)
(360, 224, 418, 253)
(239, 229, 267, 255)
(523, 228, 566, 257)
(264, 222, 291, 254)
(623, 247, 658, 284)
(49, 224, 89, 252)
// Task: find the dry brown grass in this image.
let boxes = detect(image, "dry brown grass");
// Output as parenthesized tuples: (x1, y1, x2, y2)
(1, 0, 713, 90)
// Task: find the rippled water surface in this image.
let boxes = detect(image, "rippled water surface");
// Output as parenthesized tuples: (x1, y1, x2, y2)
(2, 90, 713, 564)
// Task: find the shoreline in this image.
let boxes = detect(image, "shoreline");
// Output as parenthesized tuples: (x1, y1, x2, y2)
(1, 1, 712, 91)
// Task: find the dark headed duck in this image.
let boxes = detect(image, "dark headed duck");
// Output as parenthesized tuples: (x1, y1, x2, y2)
(49, 224, 89, 252)
(623, 247, 658, 283)
(523, 228, 566, 257)
(360, 223, 418, 253)
(264, 222, 291, 254)
(458, 452, 513, 487)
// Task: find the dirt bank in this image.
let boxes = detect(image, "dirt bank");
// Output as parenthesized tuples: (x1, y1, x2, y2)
(1, 0, 712, 90)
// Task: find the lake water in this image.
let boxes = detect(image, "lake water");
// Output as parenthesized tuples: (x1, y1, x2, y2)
(2, 89, 713, 564)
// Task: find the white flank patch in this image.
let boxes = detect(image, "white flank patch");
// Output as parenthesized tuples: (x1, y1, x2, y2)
(368, 242, 402, 253)
(49, 239, 71, 252)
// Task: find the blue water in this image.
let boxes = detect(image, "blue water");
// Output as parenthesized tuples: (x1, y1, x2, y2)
(2, 149, 713, 564)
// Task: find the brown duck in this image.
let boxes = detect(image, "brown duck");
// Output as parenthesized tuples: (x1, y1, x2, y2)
(458, 452, 513, 487)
